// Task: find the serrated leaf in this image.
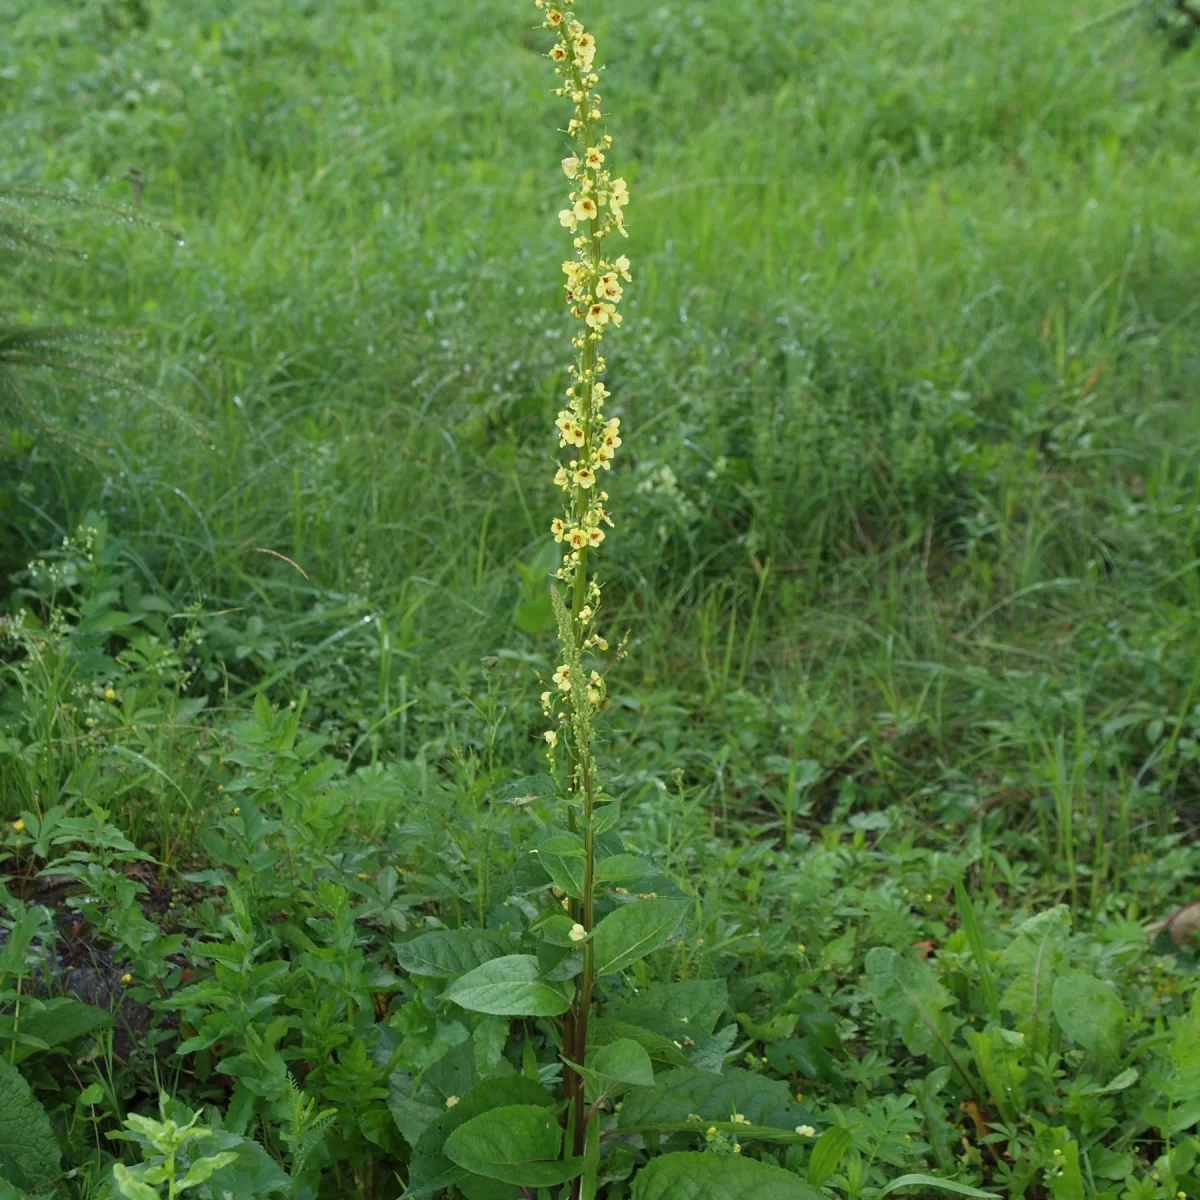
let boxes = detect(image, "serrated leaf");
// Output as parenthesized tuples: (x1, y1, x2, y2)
(445, 1104, 584, 1186)
(998, 905, 1070, 1053)
(0, 1055, 60, 1191)
(864, 947, 962, 1063)
(396, 930, 513, 978)
(592, 898, 689, 976)
(444, 956, 573, 1016)
(1052, 974, 1126, 1064)
(879, 1174, 1000, 1198)
(807, 1125, 852, 1187)
(631, 1151, 822, 1199)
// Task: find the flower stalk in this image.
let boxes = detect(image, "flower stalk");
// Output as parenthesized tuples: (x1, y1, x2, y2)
(536, 0, 631, 1175)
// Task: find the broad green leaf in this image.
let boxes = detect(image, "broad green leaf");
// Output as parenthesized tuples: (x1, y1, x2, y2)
(998, 906, 1070, 1053)
(1052, 974, 1125, 1064)
(583, 1039, 655, 1089)
(0, 1182, 31, 1200)
(595, 854, 654, 884)
(445, 1104, 584, 1186)
(396, 930, 513, 978)
(618, 1066, 808, 1133)
(631, 1151, 823, 1199)
(587, 1018, 689, 1067)
(538, 914, 587, 948)
(536, 834, 586, 899)
(607, 979, 728, 1036)
(864, 948, 962, 1063)
(0, 1055, 60, 1191)
(444, 956, 573, 1016)
(592, 898, 689, 976)
(407, 1077, 554, 1197)
(11, 997, 110, 1058)
(1079, 1067, 1137, 1096)
(499, 775, 558, 805)
(807, 1126, 852, 1187)
(879, 1174, 1000, 1199)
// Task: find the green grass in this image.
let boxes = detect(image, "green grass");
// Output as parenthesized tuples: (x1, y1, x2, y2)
(1, 0, 1200, 1196)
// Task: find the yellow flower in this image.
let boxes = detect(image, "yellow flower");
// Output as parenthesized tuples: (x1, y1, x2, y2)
(11, 819, 24, 832)
(544, 730, 558, 748)
(567, 527, 588, 550)
(554, 467, 570, 490)
(598, 273, 623, 302)
(574, 31, 596, 67)
(561, 156, 580, 178)
(586, 527, 605, 547)
(104, 687, 116, 700)
(121, 972, 133, 984)
(574, 467, 596, 489)
(615, 254, 632, 281)
(795, 1125, 816, 1137)
(545, 8, 563, 25)
(574, 196, 598, 222)
(592, 380, 610, 403)
(558, 208, 577, 232)
(585, 302, 615, 329)
(568, 922, 587, 942)
(553, 664, 571, 690)
(584, 146, 605, 168)
(446, 1095, 460, 1107)
(551, 518, 566, 541)
(549, 43, 568, 61)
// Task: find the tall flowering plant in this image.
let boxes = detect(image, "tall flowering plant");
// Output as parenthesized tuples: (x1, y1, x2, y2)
(535, 0, 634, 1170)
(398, 6, 817, 1194)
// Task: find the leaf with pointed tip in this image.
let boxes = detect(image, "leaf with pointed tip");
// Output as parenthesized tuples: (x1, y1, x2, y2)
(631, 1152, 823, 1199)
(444, 955, 573, 1016)
(592, 898, 689, 976)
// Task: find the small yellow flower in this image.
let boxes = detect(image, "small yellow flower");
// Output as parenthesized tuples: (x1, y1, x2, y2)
(574, 196, 598, 222)
(121, 973, 133, 985)
(357, 872, 368, 879)
(614, 254, 632, 281)
(553, 664, 571, 690)
(554, 467, 570, 490)
(797, 943, 806, 953)
(585, 302, 616, 329)
(104, 687, 116, 700)
(574, 31, 596, 66)
(584, 146, 605, 168)
(732, 1113, 749, 1125)
(544, 730, 558, 748)
(733, 1143, 742, 1154)
(574, 467, 596, 489)
(598, 273, 623, 302)
(545, 8, 563, 25)
(551, 518, 566, 541)
(561, 155, 580, 177)
(586, 527, 604, 547)
(550, 43, 568, 61)
(446, 1095, 460, 1107)
(11, 819, 24, 832)
(795, 1124, 816, 1137)
(567, 528, 588, 550)
(558, 208, 577, 232)
(568, 922, 587, 942)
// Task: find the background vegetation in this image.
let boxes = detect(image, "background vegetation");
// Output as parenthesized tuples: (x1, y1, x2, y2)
(0, 0, 1198, 1197)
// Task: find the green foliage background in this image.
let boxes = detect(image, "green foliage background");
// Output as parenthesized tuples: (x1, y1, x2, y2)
(0, 0, 1199, 1197)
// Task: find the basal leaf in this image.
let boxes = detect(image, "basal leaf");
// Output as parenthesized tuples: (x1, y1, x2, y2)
(445, 1104, 584, 1186)
(1052, 974, 1126, 1065)
(0, 1055, 60, 1191)
(998, 905, 1070, 1053)
(444, 955, 573, 1016)
(631, 1152, 822, 1200)
(592, 898, 689, 976)
(864, 947, 962, 1064)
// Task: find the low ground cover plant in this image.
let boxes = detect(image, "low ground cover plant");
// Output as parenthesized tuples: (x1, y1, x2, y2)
(0, 0, 1198, 1197)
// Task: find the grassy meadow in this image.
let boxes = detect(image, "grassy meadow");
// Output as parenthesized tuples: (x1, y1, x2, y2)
(1, 0, 1200, 1196)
